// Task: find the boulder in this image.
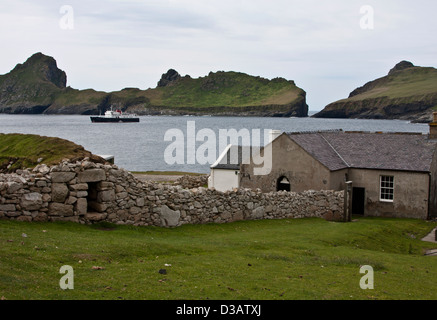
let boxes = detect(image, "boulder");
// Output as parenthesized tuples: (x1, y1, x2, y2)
(160, 205, 181, 227)
(7, 182, 23, 193)
(33, 212, 48, 222)
(69, 183, 88, 191)
(76, 191, 88, 198)
(97, 190, 115, 202)
(76, 198, 88, 215)
(20, 193, 43, 211)
(0, 204, 16, 211)
(52, 183, 69, 203)
(97, 181, 114, 191)
(251, 206, 265, 219)
(77, 169, 106, 183)
(51, 172, 76, 183)
(136, 197, 145, 207)
(33, 164, 50, 175)
(88, 201, 107, 213)
(17, 216, 32, 222)
(85, 212, 106, 222)
(48, 202, 74, 216)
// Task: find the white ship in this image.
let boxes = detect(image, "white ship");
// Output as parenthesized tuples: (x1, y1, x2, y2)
(90, 108, 140, 123)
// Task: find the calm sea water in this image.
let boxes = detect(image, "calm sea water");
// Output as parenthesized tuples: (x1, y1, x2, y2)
(0, 114, 429, 173)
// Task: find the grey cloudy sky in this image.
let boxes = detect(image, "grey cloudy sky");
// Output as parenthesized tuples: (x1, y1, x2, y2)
(0, 0, 436, 111)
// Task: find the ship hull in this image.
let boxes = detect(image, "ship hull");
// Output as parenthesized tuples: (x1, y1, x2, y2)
(90, 116, 140, 123)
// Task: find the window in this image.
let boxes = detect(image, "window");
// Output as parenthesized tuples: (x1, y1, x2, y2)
(380, 176, 394, 202)
(277, 176, 290, 192)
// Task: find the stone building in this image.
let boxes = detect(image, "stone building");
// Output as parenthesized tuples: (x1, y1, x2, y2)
(239, 117, 437, 220)
(208, 145, 252, 192)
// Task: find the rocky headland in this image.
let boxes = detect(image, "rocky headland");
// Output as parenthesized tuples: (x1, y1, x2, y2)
(0, 53, 308, 117)
(314, 61, 437, 123)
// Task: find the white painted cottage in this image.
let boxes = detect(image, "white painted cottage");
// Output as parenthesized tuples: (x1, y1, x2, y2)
(208, 145, 247, 192)
(208, 130, 282, 192)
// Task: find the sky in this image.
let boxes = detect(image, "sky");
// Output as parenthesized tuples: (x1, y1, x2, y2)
(0, 0, 436, 111)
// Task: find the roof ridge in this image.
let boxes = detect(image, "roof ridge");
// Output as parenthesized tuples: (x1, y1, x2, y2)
(318, 132, 350, 168)
(287, 129, 343, 135)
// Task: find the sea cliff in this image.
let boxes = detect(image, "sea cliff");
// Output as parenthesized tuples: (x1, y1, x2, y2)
(0, 53, 308, 117)
(314, 61, 437, 123)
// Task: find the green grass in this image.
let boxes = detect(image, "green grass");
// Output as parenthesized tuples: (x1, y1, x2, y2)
(0, 217, 436, 300)
(43, 71, 304, 113)
(0, 133, 93, 172)
(52, 88, 107, 106)
(148, 72, 302, 108)
(1, 53, 305, 115)
(344, 67, 437, 101)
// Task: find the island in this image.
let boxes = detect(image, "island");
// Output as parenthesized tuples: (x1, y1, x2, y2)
(313, 61, 437, 123)
(0, 52, 308, 118)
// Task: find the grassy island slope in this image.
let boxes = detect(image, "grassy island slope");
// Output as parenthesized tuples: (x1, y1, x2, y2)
(0, 53, 308, 117)
(314, 61, 437, 123)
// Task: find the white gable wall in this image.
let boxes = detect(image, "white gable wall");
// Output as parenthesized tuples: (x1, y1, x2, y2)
(208, 168, 240, 192)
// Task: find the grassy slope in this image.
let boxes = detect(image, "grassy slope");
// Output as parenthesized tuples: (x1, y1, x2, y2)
(1, 53, 305, 114)
(0, 133, 94, 172)
(143, 72, 302, 108)
(338, 67, 437, 102)
(48, 73, 304, 114)
(0, 54, 64, 106)
(52, 88, 107, 106)
(314, 66, 437, 121)
(0, 217, 435, 300)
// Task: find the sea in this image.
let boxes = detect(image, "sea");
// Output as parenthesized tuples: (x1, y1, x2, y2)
(0, 113, 429, 174)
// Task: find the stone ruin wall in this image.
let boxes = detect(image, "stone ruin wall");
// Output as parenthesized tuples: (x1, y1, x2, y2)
(0, 159, 345, 227)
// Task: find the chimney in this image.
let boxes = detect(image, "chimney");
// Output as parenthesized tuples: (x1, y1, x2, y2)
(429, 112, 437, 139)
(269, 130, 282, 143)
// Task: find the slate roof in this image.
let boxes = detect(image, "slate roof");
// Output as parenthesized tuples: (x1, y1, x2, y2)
(287, 131, 437, 173)
(211, 145, 253, 170)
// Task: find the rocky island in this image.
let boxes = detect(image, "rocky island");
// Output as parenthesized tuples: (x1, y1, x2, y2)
(0, 52, 308, 117)
(314, 61, 437, 123)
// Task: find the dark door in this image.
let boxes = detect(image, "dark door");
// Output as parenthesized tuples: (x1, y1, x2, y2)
(352, 187, 365, 215)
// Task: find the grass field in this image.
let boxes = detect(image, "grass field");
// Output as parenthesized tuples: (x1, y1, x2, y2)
(342, 67, 437, 102)
(0, 217, 436, 300)
(149, 72, 301, 108)
(0, 133, 94, 172)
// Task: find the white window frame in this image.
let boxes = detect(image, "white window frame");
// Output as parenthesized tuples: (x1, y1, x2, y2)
(380, 175, 394, 202)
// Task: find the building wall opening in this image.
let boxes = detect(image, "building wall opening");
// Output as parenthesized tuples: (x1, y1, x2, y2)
(277, 176, 291, 192)
(352, 187, 365, 215)
(87, 182, 99, 213)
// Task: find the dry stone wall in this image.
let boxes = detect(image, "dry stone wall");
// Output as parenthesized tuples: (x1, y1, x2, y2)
(0, 159, 345, 227)
(174, 175, 209, 189)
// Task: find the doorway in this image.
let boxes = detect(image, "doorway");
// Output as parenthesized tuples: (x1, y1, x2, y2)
(352, 187, 365, 215)
(87, 182, 99, 213)
(277, 176, 291, 192)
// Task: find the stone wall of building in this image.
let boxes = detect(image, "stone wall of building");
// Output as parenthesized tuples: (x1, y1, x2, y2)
(0, 159, 345, 227)
(174, 175, 209, 189)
